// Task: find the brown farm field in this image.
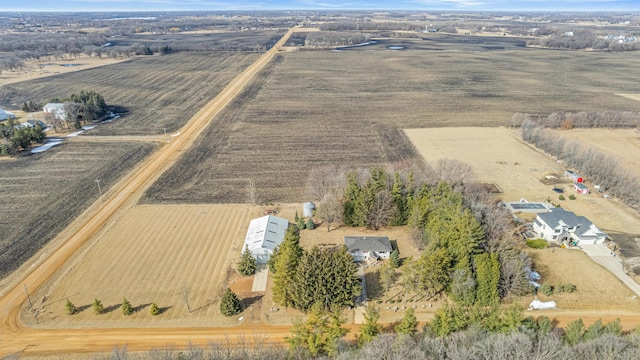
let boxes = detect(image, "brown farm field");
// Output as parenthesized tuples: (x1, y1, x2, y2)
(0, 51, 259, 136)
(0, 141, 157, 281)
(22, 204, 261, 328)
(550, 128, 640, 178)
(142, 45, 640, 204)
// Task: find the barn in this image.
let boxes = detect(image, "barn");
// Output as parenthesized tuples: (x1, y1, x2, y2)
(574, 182, 589, 194)
(0, 108, 16, 121)
(241, 215, 289, 263)
(565, 170, 583, 183)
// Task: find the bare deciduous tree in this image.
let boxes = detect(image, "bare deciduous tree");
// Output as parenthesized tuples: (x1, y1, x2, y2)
(315, 193, 342, 232)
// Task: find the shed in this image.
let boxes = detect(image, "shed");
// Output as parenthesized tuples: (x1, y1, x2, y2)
(574, 182, 589, 194)
(241, 215, 289, 263)
(0, 108, 16, 121)
(564, 170, 583, 183)
(344, 236, 392, 262)
(303, 201, 316, 217)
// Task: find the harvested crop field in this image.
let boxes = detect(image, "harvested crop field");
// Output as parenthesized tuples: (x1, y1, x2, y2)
(0, 52, 259, 136)
(0, 141, 157, 281)
(142, 46, 640, 204)
(108, 30, 284, 51)
(22, 204, 260, 328)
(550, 128, 640, 178)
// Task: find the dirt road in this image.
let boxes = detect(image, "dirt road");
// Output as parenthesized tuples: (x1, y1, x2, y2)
(0, 27, 297, 357)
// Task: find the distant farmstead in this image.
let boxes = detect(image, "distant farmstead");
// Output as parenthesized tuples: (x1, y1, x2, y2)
(344, 236, 392, 262)
(241, 215, 289, 263)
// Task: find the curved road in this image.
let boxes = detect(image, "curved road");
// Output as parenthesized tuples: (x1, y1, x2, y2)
(0, 27, 298, 357)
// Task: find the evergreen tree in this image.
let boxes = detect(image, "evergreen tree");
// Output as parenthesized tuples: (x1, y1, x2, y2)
(237, 245, 257, 276)
(474, 253, 501, 307)
(564, 319, 585, 345)
(306, 217, 315, 230)
(122, 298, 133, 316)
(273, 227, 303, 306)
(449, 268, 476, 306)
(294, 211, 300, 223)
(342, 171, 362, 226)
(220, 288, 242, 316)
(389, 249, 400, 269)
(390, 173, 408, 225)
(150, 303, 160, 316)
(416, 247, 452, 296)
(287, 303, 347, 357)
(65, 299, 77, 315)
(395, 308, 418, 336)
(297, 216, 305, 230)
(359, 306, 382, 345)
(92, 298, 104, 315)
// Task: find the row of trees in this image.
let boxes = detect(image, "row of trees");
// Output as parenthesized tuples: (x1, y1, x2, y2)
(303, 32, 370, 47)
(521, 119, 640, 209)
(269, 227, 361, 312)
(0, 118, 46, 156)
(65, 298, 160, 316)
(510, 111, 640, 129)
(527, 29, 640, 51)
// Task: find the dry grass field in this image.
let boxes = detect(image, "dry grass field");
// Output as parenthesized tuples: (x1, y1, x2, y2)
(142, 43, 640, 204)
(550, 128, 640, 178)
(0, 141, 157, 280)
(22, 204, 260, 328)
(0, 52, 259, 136)
(406, 126, 640, 268)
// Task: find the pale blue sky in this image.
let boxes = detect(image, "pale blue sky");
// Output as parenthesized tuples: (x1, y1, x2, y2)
(0, 0, 638, 12)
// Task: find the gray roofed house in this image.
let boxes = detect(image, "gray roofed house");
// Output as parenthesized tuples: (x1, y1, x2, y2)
(533, 208, 606, 245)
(344, 236, 393, 262)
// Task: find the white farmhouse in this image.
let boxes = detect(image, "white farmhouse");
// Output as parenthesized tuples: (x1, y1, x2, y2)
(533, 208, 606, 245)
(241, 215, 289, 263)
(43, 103, 66, 120)
(344, 236, 392, 262)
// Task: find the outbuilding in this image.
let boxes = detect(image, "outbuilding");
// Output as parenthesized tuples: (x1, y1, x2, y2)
(0, 108, 16, 121)
(241, 215, 289, 263)
(303, 201, 316, 217)
(344, 236, 392, 262)
(574, 182, 589, 194)
(43, 103, 66, 120)
(565, 170, 583, 183)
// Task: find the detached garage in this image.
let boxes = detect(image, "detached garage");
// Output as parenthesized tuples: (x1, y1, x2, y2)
(241, 215, 289, 263)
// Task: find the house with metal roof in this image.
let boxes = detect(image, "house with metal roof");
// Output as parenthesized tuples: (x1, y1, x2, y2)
(241, 215, 289, 263)
(344, 236, 393, 262)
(533, 208, 606, 245)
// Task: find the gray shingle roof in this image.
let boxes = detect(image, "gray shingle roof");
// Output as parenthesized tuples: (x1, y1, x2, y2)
(344, 236, 392, 252)
(537, 208, 604, 237)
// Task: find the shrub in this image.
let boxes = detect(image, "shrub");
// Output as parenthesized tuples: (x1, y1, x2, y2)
(122, 298, 133, 315)
(150, 303, 160, 316)
(306, 218, 315, 230)
(539, 283, 553, 296)
(92, 298, 104, 315)
(559, 194, 565, 200)
(65, 299, 77, 315)
(526, 239, 548, 249)
(561, 283, 577, 293)
(569, 194, 576, 200)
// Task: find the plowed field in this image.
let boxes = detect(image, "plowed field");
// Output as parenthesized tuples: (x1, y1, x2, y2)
(23, 204, 259, 328)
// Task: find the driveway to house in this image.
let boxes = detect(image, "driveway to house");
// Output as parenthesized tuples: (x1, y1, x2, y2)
(581, 244, 640, 297)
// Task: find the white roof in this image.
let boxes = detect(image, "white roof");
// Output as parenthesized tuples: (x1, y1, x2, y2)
(0, 108, 15, 120)
(242, 215, 289, 262)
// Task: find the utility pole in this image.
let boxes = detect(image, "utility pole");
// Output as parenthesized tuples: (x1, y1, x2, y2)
(95, 179, 102, 201)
